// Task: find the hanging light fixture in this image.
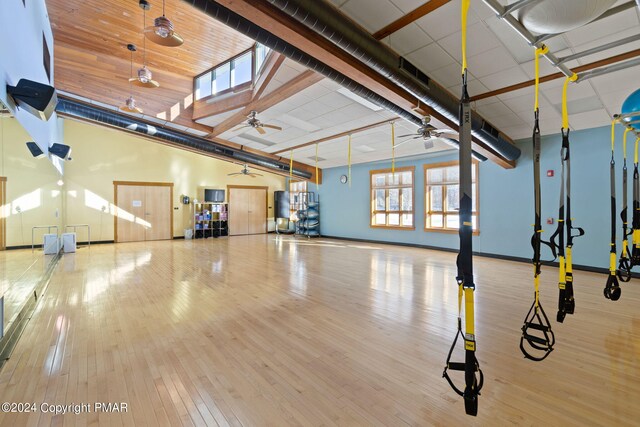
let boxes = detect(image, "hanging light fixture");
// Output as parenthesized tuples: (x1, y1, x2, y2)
(130, 0, 160, 88)
(120, 44, 144, 114)
(145, 0, 184, 47)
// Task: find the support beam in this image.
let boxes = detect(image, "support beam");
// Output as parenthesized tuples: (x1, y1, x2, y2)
(272, 119, 396, 154)
(209, 0, 514, 169)
(470, 48, 640, 102)
(372, 0, 451, 40)
(208, 70, 324, 138)
(253, 52, 286, 100)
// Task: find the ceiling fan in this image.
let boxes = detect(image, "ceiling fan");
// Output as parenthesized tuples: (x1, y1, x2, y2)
(395, 115, 457, 149)
(232, 110, 282, 135)
(228, 164, 263, 178)
(144, 0, 184, 47)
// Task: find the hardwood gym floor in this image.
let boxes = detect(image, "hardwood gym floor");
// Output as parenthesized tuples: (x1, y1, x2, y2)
(0, 236, 638, 426)
(0, 249, 56, 330)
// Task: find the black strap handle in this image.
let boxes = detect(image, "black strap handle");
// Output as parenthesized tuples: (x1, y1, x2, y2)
(604, 273, 622, 301)
(520, 297, 555, 361)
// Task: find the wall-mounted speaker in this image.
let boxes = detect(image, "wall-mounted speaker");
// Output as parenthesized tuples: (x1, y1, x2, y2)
(6, 79, 57, 121)
(26, 141, 45, 158)
(49, 143, 71, 160)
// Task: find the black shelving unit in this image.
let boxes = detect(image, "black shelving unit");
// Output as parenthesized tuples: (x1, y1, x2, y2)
(193, 202, 228, 238)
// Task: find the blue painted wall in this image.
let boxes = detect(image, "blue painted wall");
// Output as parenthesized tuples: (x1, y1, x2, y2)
(319, 124, 624, 269)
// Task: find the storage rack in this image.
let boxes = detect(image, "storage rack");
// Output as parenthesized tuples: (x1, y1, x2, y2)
(295, 192, 320, 238)
(193, 202, 228, 238)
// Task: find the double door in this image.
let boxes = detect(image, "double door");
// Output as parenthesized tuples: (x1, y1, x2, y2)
(228, 186, 267, 236)
(115, 182, 173, 242)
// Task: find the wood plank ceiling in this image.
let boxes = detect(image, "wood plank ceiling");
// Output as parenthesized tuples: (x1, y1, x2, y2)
(46, 0, 255, 131)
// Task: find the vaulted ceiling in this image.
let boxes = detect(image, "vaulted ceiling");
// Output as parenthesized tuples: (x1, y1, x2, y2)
(46, 0, 640, 173)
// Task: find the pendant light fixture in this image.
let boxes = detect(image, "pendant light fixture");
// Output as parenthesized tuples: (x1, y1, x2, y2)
(130, 0, 160, 88)
(145, 0, 184, 47)
(120, 44, 144, 114)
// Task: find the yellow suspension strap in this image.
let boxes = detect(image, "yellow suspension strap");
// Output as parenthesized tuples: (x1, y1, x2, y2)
(630, 134, 640, 269)
(520, 45, 556, 361)
(391, 121, 396, 175)
(442, 0, 482, 416)
(617, 127, 633, 283)
(347, 134, 352, 188)
(605, 118, 622, 300)
(315, 143, 319, 190)
(552, 73, 584, 323)
(289, 149, 294, 179)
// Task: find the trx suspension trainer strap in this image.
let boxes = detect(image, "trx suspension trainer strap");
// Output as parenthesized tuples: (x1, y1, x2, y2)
(605, 119, 622, 300)
(617, 127, 633, 282)
(442, 0, 483, 416)
(520, 45, 556, 361)
(631, 135, 640, 267)
(551, 74, 584, 324)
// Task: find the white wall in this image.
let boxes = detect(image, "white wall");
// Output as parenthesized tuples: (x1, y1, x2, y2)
(0, 0, 60, 163)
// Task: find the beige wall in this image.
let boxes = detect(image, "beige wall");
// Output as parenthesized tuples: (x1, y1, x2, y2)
(0, 117, 286, 246)
(62, 119, 286, 241)
(0, 118, 63, 247)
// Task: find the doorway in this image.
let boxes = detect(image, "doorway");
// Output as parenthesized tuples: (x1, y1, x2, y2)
(114, 181, 173, 243)
(227, 185, 267, 236)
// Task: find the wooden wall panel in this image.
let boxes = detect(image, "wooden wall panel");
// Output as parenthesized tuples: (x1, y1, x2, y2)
(47, 0, 256, 133)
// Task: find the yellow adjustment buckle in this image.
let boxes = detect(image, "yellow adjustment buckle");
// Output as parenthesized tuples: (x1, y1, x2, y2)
(465, 340, 476, 351)
(559, 283, 566, 290)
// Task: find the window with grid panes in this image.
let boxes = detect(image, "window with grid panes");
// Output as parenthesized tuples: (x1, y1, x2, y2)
(424, 161, 479, 233)
(370, 167, 414, 229)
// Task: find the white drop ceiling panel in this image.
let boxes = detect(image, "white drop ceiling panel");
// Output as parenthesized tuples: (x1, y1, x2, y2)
(340, 0, 403, 33)
(405, 43, 456, 73)
(382, 23, 433, 56)
(414, 0, 480, 41)
(563, 7, 640, 47)
(195, 1, 640, 169)
(437, 22, 503, 63)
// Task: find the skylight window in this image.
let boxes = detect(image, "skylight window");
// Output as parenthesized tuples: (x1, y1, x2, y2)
(194, 43, 273, 101)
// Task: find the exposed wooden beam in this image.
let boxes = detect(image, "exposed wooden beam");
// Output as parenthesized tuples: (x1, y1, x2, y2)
(272, 119, 397, 155)
(253, 52, 286, 100)
(192, 86, 253, 120)
(211, 0, 515, 169)
(471, 48, 640, 102)
(208, 70, 324, 137)
(373, 0, 451, 40)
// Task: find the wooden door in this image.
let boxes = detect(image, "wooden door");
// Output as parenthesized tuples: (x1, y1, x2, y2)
(228, 186, 267, 236)
(115, 182, 173, 243)
(115, 185, 146, 243)
(228, 187, 249, 236)
(248, 189, 266, 234)
(144, 186, 172, 241)
(0, 177, 5, 250)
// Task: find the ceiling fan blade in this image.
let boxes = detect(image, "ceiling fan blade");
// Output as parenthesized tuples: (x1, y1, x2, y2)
(396, 133, 415, 138)
(144, 26, 184, 47)
(256, 127, 267, 135)
(432, 128, 457, 134)
(394, 138, 415, 148)
(262, 124, 282, 131)
(130, 78, 160, 89)
(227, 172, 243, 176)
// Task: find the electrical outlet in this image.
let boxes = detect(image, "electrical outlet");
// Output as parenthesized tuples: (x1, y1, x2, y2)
(547, 218, 554, 224)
